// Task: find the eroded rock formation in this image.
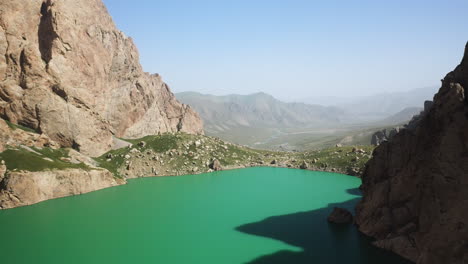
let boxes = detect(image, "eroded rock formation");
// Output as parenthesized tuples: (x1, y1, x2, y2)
(0, 0, 203, 156)
(356, 43, 468, 264)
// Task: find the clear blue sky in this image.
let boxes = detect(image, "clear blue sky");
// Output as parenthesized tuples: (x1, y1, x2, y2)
(103, 0, 467, 100)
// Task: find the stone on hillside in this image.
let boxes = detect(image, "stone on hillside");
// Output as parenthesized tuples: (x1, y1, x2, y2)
(328, 207, 353, 224)
(0, 160, 6, 181)
(346, 167, 360, 176)
(300, 161, 309, 169)
(270, 160, 277, 165)
(130, 148, 139, 153)
(60, 157, 72, 163)
(209, 159, 222, 171)
(138, 141, 146, 148)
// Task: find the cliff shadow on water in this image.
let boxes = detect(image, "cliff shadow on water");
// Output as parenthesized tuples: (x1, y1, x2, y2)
(235, 196, 413, 264)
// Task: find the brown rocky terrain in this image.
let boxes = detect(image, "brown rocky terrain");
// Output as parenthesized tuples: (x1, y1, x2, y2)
(356, 42, 468, 263)
(0, 0, 203, 157)
(0, 168, 124, 209)
(0, 117, 125, 209)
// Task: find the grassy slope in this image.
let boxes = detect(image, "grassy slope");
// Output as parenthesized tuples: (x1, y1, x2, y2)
(0, 147, 89, 172)
(94, 133, 374, 178)
(0, 115, 374, 177)
(4, 120, 37, 133)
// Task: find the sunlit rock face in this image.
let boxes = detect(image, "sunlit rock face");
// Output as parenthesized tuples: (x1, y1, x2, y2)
(0, 0, 203, 156)
(356, 42, 468, 264)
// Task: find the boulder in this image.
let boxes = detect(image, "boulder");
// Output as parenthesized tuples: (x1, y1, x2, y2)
(209, 159, 222, 171)
(299, 161, 309, 169)
(0, 160, 6, 182)
(327, 207, 353, 224)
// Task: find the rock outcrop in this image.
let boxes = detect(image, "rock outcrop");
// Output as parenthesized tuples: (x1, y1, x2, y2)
(371, 127, 400, 146)
(0, 168, 124, 209)
(209, 158, 222, 171)
(0, 118, 59, 152)
(356, 43, 468, 264)
(0, 160, 6, 182)
(0, 0, 203, 157)
(0, 115, 125, 209)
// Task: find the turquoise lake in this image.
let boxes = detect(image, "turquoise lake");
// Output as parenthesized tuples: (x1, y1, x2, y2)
(0, 167, 411, 264)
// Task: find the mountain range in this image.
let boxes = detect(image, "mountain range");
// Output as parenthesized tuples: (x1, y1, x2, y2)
(176, 91, 350, 131)
(176, 89, 431, 149)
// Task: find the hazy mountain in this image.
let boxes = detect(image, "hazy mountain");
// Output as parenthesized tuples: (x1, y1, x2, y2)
(176, 92, 349, 132)
(176, 89, 435, 150)
(297, 86, 438, 121)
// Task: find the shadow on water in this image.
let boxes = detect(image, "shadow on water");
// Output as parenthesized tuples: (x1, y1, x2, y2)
(236, 198, 413, 264)
(346, 187, 362, 196)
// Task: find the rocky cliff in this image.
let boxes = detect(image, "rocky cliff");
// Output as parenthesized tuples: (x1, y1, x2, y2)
(0, 168, 124, 209)
(356, 43, 468, 263)
(0, 0, 203, 157)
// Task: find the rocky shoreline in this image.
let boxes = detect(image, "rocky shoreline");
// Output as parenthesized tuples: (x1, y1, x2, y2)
(0, 117, 373, 209)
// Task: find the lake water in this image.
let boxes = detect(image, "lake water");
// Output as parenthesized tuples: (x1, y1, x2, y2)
(0, 167, 411, 264)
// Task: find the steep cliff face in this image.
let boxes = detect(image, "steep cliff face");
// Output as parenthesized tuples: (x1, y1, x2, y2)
(0, 0, 203, 156)
(356, 43, 468, 264)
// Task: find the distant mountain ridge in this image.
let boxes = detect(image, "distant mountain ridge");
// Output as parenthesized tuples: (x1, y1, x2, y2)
(176, 90, 433, 150)
(176, 92, 349, 132)
(297, 86, 438, 121)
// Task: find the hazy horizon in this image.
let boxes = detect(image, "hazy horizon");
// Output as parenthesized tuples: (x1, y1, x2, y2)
(103, 0, 467, 101)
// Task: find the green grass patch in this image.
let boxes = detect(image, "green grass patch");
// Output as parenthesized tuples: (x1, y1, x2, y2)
(125, 134, 179, 153)
(0, 147, 89, 172)
(4, 120, 37, 134)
